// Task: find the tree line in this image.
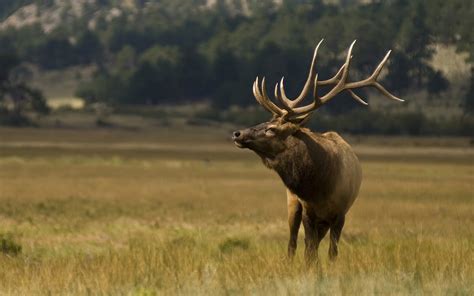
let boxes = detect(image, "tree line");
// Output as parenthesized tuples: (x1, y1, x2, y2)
(0, 0, 473, 134)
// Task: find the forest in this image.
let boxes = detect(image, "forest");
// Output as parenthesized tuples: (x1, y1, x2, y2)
(0, 0, 473, 135)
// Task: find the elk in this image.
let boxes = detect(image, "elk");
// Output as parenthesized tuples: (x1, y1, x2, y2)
(232, 40, 403, 264)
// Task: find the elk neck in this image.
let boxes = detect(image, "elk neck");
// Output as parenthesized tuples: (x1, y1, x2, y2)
(260, 129, 341, 201)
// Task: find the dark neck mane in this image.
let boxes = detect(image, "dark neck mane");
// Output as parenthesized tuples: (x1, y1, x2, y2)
(261, 130, 339, 200)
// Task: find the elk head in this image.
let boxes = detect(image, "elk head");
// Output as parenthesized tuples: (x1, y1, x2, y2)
(232, 39, 403, 157)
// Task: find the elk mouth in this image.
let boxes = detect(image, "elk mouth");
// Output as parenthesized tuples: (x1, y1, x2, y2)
(233, 139, 248, 149)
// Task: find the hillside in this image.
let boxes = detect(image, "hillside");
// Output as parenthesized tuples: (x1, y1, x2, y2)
(1, 0, 140, 33)
(0, 0, 472, 135)
(0, 0, 378, 33)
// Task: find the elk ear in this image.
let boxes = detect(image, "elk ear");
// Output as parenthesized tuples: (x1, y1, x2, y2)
(264, 124, 278, 136)
(280, 121, 300, 135)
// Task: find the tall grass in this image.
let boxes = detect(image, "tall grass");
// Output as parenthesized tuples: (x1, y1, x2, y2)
(0, 128, 472, 295)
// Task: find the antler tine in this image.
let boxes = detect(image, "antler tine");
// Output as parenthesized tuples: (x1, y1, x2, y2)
(291, 74, 323, 124)
(278, 77, 291, 107)
(316, 56, 369, 106)
(275, 78, 294, 112)
(279, 39, 324, 108)
(290, 40, 357, 116)
(289, 41, 404, 119)
(318, 62, 346, 86)
(253, 77, 265, 108)
(253, 77, 273, 114)
(320, 40, 356, 103)
(346, 50, 404, 102)
(312, 73, 319, 98)
(261, 77, 285, 114)
(278, 78, 294, 109)
(348, 89, 368, 105)
(251, 40, 403, 122)
(253, 76, 286, 116)
(285, 73, 322, 122)
(370, 50, 391, 81)
(373, 82, 404, 102)
(343, 49, 404, 102)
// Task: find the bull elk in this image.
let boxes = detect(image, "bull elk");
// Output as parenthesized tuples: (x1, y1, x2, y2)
(232, 40, 403, 264)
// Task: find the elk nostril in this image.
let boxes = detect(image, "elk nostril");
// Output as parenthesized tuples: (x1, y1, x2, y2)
(233, 131, 241, 138)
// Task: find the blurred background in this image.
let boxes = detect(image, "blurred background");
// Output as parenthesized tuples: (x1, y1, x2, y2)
(0, 0, 472, 135)
(0, 1, 473, 293)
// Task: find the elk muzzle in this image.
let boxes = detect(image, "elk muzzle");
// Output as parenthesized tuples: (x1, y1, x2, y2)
(232, 130, 247, 148)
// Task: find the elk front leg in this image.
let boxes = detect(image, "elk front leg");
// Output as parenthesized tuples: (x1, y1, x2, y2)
(329, 215, 345, 261)
(287, 190, 302, 259)
(302, 211, 330, 266)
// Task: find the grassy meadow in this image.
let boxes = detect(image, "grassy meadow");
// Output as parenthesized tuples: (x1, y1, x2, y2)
(0, 126, 473, 295)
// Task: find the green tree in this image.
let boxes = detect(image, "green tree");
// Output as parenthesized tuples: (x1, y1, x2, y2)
(75, 30, 103, 65)
(463, 68, 474, 115)
(385, 1, 447, 94)
(0, 54, 49, 125)
(33, 37, 77, 69)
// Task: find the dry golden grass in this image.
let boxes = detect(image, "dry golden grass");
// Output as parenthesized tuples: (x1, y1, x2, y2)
(0, 127, 472, 295)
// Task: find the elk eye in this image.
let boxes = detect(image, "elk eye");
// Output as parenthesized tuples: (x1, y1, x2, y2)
(265, 128, 276, 137)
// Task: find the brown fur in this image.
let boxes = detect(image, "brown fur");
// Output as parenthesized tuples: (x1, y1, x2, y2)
(234, 40, 403, 264)
(233, 120, 362, 264)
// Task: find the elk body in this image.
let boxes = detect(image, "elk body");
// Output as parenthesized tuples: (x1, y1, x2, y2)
(232, 40, 403, 264)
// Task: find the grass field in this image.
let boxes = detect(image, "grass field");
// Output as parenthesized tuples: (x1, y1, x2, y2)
(0, 127, 473, 295)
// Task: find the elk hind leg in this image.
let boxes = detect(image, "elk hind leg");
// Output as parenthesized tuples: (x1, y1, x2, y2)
(287, 190, 302, 259)
(329, 215, 345, 261)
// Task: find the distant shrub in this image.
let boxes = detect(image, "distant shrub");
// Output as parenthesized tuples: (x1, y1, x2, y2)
(186, 117, 218, 127)
(0, 233, 22, 256)
(219, 238, 250, 254)
(459, 115, 474, 137)
(95, 118, 114, 127)
(191, 105, 473, 136)
(193, 106, 268, 126)
(0, 111, 33, 126)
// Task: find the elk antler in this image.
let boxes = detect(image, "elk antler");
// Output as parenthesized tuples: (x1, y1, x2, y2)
(252, 39, 403, 122)
(253, 76, 287, 117)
